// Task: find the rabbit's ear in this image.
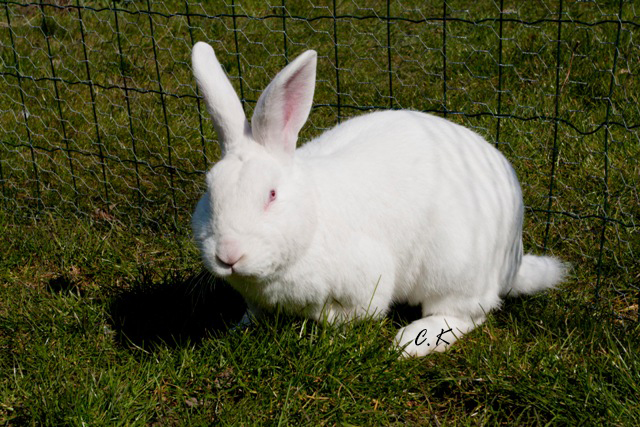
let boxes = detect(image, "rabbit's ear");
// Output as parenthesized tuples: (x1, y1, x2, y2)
(192, 42, 250, 152)
(251, 50, 317, 157)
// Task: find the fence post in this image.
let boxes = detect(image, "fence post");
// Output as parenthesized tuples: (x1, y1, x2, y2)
(41, 0, 78, 211)
(112, 0, 143, 226)
(494, 0, 505, 149)
(146, 0, 177, 228)
(441, 0, 448, 117)
(185, 1, 209, 172)
(595, 0, 625, 300)
(332, 0, 342, 124)
(76, 0, 110, 211)
(386, 0, 394, 110)
(4, 2, 42, 214)
(231, 0, 247, 115)
(281, 0, 289, 65)
(543, 0, 565, 252)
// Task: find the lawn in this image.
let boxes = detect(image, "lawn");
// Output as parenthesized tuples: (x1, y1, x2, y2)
(1, 1, 639, 425)
(1, 214, 638, 425)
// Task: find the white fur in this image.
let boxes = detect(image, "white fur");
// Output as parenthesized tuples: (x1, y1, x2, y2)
(190, 42, 568, 358)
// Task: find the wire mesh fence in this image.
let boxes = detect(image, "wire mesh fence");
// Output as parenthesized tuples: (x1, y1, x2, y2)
(0, 1, 638, 319)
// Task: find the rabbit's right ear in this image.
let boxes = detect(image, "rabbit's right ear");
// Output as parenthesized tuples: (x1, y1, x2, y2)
(251, 50, 317, 158)
(192, 42, 250, 152)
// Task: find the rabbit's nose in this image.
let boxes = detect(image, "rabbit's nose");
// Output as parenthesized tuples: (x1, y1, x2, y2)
(216, 240, 243, 268)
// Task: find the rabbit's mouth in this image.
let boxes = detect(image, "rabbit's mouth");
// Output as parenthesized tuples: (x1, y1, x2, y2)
(213, 255, 267, 282)
(215, 254, 235, 271)
(203, 253, 238, 278)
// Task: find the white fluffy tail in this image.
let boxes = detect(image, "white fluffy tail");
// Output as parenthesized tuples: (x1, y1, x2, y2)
(502, 255, 568, 297)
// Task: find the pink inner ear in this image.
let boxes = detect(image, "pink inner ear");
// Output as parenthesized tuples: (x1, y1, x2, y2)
(283, 96, 296, 129)
(282, 67, 309, 133)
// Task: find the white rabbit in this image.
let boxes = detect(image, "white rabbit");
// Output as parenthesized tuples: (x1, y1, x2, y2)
(190, 42, 568, 357)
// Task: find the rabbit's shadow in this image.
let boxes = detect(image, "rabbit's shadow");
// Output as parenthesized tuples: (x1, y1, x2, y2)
(108, 269, 565, 351)
(108, 270, 246, 349)
(108, 267, 426, 349)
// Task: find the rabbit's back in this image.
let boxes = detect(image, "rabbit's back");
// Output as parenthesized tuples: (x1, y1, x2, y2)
(297, 110, 523, 308)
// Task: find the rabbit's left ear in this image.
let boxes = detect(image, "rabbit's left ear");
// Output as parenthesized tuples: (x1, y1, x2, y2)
(192, 42, 250, 153)
(251, 50, 317, 158)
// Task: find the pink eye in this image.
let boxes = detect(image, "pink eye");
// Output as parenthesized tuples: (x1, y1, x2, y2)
(264, 189, 277, 211)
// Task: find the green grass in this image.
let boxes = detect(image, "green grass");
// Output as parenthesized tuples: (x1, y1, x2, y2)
(1, 214, 639, 425)
(1, 0, 639, 425)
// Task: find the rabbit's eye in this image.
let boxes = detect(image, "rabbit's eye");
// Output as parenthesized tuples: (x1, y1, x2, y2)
(265, 189, 277, 211)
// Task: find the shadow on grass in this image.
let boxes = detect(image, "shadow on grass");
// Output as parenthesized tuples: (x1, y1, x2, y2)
(108, 271, 610, 352)
(108, 270, 246, 349)
(388, 302, 423, 327)
(106, 266, 426, 350)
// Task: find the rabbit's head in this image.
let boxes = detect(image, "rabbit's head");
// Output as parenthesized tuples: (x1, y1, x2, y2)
(191, 42, 318, 280)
